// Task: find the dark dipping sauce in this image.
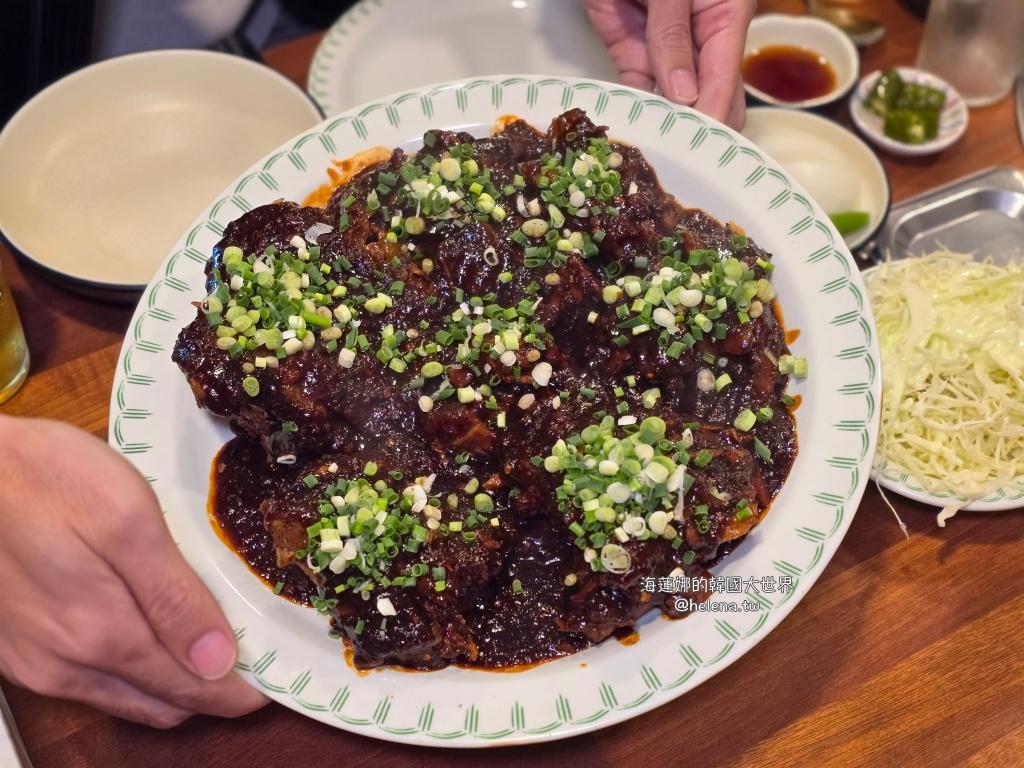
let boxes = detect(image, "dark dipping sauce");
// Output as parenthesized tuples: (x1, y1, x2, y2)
(186, 109, 801, 672)
(743, 45, 836, 103)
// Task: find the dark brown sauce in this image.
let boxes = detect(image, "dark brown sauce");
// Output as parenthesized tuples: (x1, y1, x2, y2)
(384, 664, 436, 674)
(345, 649, 372, 676)
(459, 517, 591, 669)
(614, 628, 640, 646)
(455, 657, 566, 674)
(774, 300, 801, 348)
(742, 45, 835, 103)
(494, 114, 522, 132)
(772, 298, 785, 327)
(209, 440, 316, 606)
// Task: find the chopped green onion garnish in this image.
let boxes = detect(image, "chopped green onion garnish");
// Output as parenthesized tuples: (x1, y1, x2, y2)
(734, 409, 756, 432)
(753, 437, 772, 462)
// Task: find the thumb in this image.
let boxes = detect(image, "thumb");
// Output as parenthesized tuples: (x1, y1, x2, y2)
(646, 0, 699, 105)
(10, 417, 241, 683)
(102, 483, 239, 681)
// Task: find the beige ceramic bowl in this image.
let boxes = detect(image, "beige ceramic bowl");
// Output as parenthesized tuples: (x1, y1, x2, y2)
(0, 50, 323, 300)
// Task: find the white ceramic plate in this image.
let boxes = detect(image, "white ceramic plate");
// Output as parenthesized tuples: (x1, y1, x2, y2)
(850, 67, 968, 157)
(308, 0, 618, 116)
(872, 458, 1024, 512)
(861, 265, 1024, 512)
(110, 76, 880, 745)
(742, 14, 859, 109)
(0, 50, 323, 299)
(0, 691, 25, 768)
(743, 107, 890, 251)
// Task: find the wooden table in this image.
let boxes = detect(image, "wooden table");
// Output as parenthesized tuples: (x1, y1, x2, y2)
(3, 1, 1023, 764)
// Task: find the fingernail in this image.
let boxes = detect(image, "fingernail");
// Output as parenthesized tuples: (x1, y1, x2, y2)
(188, 630, 235, 680)
(668, 69, 698, 104)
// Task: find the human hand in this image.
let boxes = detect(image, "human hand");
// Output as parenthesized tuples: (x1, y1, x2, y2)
(587, 0, 756, 129)
(0, 415, 268, 727)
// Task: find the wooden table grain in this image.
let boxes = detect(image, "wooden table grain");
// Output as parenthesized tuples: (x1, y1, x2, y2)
(2, 1, 1022, 765)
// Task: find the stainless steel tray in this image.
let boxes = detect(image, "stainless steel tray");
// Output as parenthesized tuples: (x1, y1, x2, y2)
(862, 166, 1024, 265)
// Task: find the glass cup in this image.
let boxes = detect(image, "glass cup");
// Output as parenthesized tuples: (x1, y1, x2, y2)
(0, 261, 29, 405)
(916, 0, 1024, 107)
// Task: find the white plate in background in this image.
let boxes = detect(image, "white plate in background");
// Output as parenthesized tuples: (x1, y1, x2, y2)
(308, 0, 619, 116)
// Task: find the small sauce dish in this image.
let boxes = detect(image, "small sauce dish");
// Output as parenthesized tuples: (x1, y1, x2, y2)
(849, 67, 968, 157)
(742, 14, 859, 109)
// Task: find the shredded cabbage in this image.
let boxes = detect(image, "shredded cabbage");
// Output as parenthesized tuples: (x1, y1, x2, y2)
(866, 251, 1024, 524)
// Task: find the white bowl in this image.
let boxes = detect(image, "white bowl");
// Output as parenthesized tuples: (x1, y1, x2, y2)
(0, 50, 323, 300)
(743, 14, 860, 109)
(849, 67, 968, 157)
(742, 107, 890, 251)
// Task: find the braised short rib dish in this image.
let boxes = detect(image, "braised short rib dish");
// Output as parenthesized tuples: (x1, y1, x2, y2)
(174, 110, 798, 669)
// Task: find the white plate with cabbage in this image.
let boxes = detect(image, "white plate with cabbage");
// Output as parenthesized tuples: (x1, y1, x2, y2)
(865, 252, 1024, 523)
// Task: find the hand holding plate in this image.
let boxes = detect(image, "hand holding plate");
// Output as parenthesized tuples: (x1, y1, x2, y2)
(0, 415, 268, 727)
